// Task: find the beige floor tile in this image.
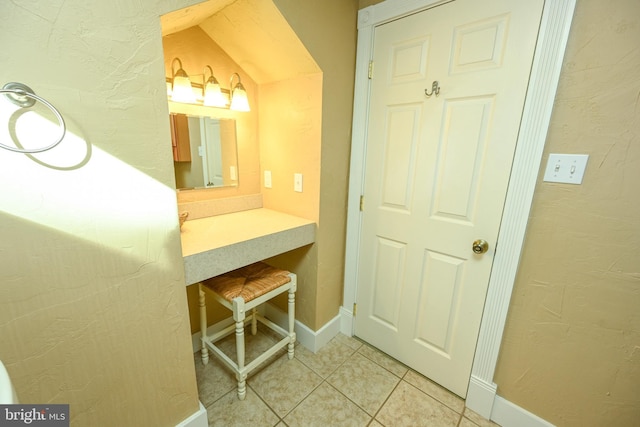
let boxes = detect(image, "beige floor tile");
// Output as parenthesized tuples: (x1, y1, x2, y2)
(284, 382, 371, 427)
(403, 370, 465, 413)
(375, 381, 460, 427)
(369, 420, 384, 427)
(459, 417, 481, 427)
(334, 333, 364, 351)
(205, 387, 279, 427)
(249, 353, 323, 417)
(327, 352, 400, 416)
(463, 408, 500, 427)
(193, 352, 236, 407)
(214, 324, 283, 364)
(357, 344, 408, 378)
(295, 337, 357, 378)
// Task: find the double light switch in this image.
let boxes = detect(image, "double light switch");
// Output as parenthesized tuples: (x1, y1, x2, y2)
(543, 154, 589, 185)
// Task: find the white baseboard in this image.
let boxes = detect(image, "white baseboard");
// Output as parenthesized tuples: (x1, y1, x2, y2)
(465, 375, 497, 419)
(175, 401, 207, 427)
(263, 303, 341, 353)
(491, 395, 556, 427)
(466, 375, 555, 427)
(339, 306, 354, 336)
(192, 304, 342, 354)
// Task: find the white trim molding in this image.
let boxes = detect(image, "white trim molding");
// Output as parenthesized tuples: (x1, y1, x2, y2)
(341, 0, 576, 424)
(339, 305, 354, 336)
(175, 402, 208, 427)
(491, 396, 557, 427)
(264, 304, 341, 353)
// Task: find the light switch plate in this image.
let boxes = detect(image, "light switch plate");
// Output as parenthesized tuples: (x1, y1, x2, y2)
(543, 154, 589, 184)
(264, 170, 272, 188)
(294, 173, 303, 192)
(230, 165, 237, 181)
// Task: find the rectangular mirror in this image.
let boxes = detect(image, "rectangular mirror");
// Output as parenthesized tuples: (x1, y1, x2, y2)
(170, 113, 239, 190)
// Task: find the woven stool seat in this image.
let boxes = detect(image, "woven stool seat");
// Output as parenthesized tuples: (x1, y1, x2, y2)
(202, 262, 292, 303)
(198, 261, 297, 400)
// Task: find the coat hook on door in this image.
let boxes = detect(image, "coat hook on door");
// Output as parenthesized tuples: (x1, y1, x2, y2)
(424, 81, 440, 97)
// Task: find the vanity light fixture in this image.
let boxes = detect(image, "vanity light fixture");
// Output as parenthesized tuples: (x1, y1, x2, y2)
(202, 65, 228, 108)
(229, 73, 250, 112)
(171, 58, 196, 103)
(166, 60, 250, 112)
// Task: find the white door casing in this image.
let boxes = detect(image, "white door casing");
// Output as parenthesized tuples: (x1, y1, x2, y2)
(355, 0, 544, 398)
(342, 0, 576, 418)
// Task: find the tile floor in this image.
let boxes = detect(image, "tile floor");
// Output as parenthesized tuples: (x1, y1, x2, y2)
(194, 325, 500, 427)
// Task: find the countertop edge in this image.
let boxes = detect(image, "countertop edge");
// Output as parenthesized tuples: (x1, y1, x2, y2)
(183, 222, 315, 286)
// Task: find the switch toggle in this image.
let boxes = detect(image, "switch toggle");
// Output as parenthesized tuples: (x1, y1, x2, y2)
(543, 154, 589, 184)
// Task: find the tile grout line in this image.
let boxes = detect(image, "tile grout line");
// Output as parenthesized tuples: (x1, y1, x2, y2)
(201, 332, 483, 427)
(350, 338, 471, 427)
(268, 340, 360, 425)
(286, 340, 373, 424)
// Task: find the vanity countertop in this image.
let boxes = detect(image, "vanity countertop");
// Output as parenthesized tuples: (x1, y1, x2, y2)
(180, 208, 316, 286)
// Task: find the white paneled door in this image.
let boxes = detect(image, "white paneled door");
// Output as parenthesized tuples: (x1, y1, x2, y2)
(355, 0, 544, 397)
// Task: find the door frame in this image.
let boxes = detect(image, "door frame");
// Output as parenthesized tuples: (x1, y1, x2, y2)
(341, 0, 576, 418)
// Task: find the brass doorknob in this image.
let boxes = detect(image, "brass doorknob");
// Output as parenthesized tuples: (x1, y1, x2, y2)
(472, 239, 489, 254)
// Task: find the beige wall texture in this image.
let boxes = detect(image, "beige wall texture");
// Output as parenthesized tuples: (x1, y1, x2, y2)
(274, 0, 359, 328)
(0, 0, 205, 426)
(260, 74, 323, 327)
(494, 0, 640, 426)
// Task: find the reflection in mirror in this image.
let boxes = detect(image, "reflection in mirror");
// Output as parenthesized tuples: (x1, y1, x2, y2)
(170, 113, 238, 190)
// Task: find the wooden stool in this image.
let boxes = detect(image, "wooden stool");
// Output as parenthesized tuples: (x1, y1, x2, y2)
(198, 262, 297, 400)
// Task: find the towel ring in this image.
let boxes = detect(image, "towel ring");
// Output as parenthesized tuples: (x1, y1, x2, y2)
(0, 82, 66, 154)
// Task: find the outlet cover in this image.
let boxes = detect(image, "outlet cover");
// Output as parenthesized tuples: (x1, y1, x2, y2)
(543, 154, 589, 184)
(294, 173, 303, 192)
(264, 170, 272, 188)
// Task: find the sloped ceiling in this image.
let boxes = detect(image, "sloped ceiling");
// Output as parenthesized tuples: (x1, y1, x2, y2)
(161, 0, 319, 84)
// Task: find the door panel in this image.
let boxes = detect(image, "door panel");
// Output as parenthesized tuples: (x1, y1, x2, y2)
(433, 96, 493, 221)
(371, 237, 407, 330)
(355, 0, 544, 397)
(381, 107, 421, 210)
(415, 250, 465, 352)
(450, 14, 509, 73)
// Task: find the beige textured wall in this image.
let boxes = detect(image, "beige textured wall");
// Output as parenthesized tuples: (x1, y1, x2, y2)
(359, 0, 381, 8)
(274, 0, 359, 328)
(260, 74, 323, 327)
(494, 0, 640, 426)
(0, 1, 202, 425)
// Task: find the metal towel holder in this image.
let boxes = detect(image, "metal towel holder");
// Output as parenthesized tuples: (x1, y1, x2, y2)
(0, 82, 66, 153)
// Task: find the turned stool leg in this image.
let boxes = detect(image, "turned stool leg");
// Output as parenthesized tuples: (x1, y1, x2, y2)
(251, 308, 258, 336)
(232, 297, 247, 400)
(198, 284, 209, 365)
(287, 283, 296, 360)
